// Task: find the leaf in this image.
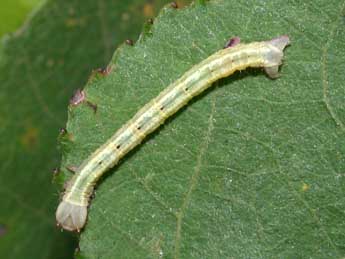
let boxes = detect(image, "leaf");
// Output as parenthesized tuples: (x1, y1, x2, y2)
(61, 0, 345, 258)
(0, 0, 182, 258)
(0, 0, 42, 39)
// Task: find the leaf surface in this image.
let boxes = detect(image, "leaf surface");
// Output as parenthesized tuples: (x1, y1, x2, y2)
(0, 0, 179, 258)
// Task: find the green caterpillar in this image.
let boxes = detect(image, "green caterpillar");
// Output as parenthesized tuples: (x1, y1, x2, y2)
(56, 35, 290, 232)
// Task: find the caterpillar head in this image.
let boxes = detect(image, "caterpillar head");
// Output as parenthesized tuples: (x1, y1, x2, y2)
(56, 200, 87, 232)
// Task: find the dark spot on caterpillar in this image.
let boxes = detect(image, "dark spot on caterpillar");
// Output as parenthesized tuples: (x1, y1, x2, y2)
(160, 106, 165, 111)
(184, 88, 189, 91)
(224, 37, 241, 49)
(98, 161, 103, 165)
(170, 1, 178, 8)
(116, 145, 121, 149)
(126, 39, 134, 46)
(137, 126, 142, 130)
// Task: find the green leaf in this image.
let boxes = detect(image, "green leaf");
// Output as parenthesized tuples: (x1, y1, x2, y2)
(0, 0, 43, 39)
(61, 0, 345, 258)
(0, 0, 181, 258)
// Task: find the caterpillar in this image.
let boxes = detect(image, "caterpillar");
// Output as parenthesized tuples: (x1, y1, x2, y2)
(56, 35, 290, 232)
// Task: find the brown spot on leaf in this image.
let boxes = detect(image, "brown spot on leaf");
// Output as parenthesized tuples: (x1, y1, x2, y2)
(96, 66, 112, 76)
(59, 128, 67, 135)
(86, 101, 97, 113)
(46, 59, 55, 67)
(66, 166, 78, 173)
(125, 39, 134, 46)
(70, 89, 85, 106)
(20, 126, 39, 150)
(177, 1, 187, 7)
(121, 12, 130, 21)
(65, 18, 86, 27)
(170, 1, 186, 8)
(69, 89, 97, 113)
(0, 224, 7, 237)
(65, 18, 78, 27)
(302, 183, 310, 192)
(143, 3, 154, 17)
(170, 1, 178, 8)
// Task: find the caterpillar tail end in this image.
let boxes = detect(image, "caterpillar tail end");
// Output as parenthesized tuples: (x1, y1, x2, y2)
(56, 200, 87, 232)
(264, 35, 290, 78)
